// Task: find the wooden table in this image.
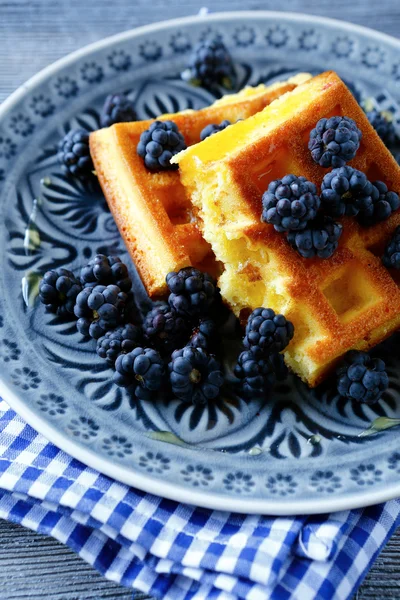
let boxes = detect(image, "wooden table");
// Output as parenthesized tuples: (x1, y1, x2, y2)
(1, 1, 399, 598)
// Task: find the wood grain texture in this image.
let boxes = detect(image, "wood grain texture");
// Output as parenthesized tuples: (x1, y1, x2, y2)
(1, 0, 400, 598)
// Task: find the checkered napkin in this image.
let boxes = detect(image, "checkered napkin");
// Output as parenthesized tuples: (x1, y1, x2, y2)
(0, 399, 399, 600)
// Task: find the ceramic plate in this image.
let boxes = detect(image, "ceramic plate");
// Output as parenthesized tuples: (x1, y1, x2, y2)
(1, 11, 400, 515)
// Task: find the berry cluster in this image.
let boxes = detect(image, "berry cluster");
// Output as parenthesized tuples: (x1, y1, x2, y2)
(39, 269, 82, 317)
(74, 284, 128, 339)
(38, 258, 391, 407)
(38, 255, 161, 401)
(57, 129, 93, 178)
(183, 38, 236, 90)
(137, 120, 186, 171)
(58, 93, 137, 179)
(308, 116, 361, 168)
(261, 175, 320, 233)
(100, 93, 137, 128)
(287, 216, 342, 259)
(143, 302, 189, 353)
(39, 254, 395, 409)
(261, 173, 343, 259)
(165, 268, 225, 403)
(38, 261, 228, 404)
(234, 308, 293, 399)
(38, 254, 296, 406)
(261, 115, 399, 261)
(336, 350, 388, 404)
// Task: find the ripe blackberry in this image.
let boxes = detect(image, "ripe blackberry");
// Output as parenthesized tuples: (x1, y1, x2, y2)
(382, 226, 400, 269)
(169, 346, 224, 405)
(244, 308, 294, 356)
(137, 120, 186, 171)
(96, 324, 142, 367)
(143, 302, 189, 353)
(287, 216, 343, 259)
(167, 267, 220, 318)
(74, 284, 127, 339)
(57, 129, 93, 178)
(113, 347, 165, 400)
(366, 110, 397, 147)
(336, 350, 388, 404)
(184, 38, 235, 89)
(100, 93, 137, 128)
(188, 318, 217, 350)
(357, 180, 400, 226)
(200, 120, 231, 141)
(321, 166, 375, 217)
(80, 255, 132, 292)
(261, 174, 320, 232)
(234, 350, 276, 398)
(308, 116, 362, 168)
(39, 268, 82, 317)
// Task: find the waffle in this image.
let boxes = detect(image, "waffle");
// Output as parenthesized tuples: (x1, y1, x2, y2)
(173, 71, 400, 387)
(90, 74, 311, 297)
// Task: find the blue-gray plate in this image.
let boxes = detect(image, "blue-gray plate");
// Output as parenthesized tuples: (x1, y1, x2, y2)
(1, 11, 400, 515)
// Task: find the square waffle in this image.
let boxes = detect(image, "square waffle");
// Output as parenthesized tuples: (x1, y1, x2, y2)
(90, 74, 311, 297)
(173, 71, 400, 387)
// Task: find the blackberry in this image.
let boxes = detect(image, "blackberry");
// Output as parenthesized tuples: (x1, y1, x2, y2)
(366, 110, 397, 147)
(188, 318, 217, 350)
(336, 350, 388, 404)
(321, 166, 375, 217)
(358, 180, 400, 226)
(244, 307, 294, 356)
(234, 350, 276, 398)
(287, 216, 343, 259)
(382, 225, 400, 269)
(143, 302, 189, 353)
(261, 174, 320, 232)
(57, 129, 93, 178)
(200, 120, 231, 141)
(39, 268, 82, 317)
(96, 323, 142, 367)
(80, 255, 132, 292)
(169, 346, 224, 405)
(113, 347, 165, 400)
(74, 284, 127, 339)
(184, 38, 235, 89)
(100, 93, 137, 128)
(308, 116, 362, 168)
(137, 120, 186, 171)
(167, 267, 220, 318)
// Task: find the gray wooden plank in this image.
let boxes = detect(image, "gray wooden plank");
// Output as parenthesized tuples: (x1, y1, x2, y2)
(1, 0, 400, 598)
(1, 0, 400, 104)
(0, 519, 144, 599)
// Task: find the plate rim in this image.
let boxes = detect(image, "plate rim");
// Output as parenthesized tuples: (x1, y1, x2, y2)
(2, 10, 400, 515)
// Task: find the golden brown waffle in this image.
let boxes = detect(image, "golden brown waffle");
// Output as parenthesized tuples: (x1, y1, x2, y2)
(90, 75, 311, 297)
(174, 71, 400, 387)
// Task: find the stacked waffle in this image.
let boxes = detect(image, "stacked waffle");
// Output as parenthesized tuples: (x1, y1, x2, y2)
(91, 71, 400, 386)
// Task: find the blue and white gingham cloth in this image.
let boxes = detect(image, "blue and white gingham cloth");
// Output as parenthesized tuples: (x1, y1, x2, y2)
(0, 398, 399, 600)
